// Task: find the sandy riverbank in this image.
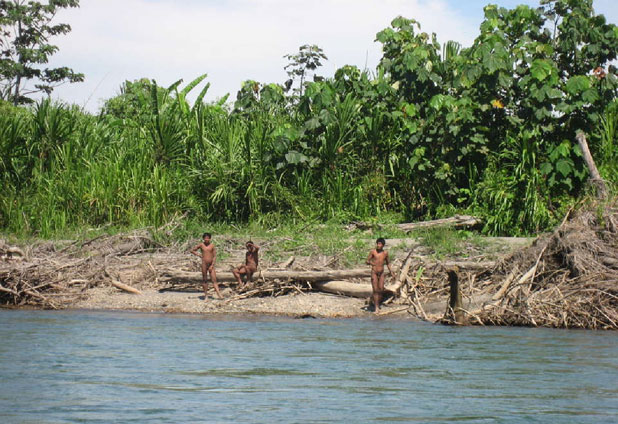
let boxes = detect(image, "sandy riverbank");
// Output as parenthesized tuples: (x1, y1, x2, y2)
(71, 285, 419, 318)
(1, 231, 531, 320)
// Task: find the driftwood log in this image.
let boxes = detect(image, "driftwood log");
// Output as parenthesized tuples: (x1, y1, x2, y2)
(397, 215, 482, 232)
(104, 269, 142, 295)
(346, 215, 482, 232)
(312, 280, 401, 298)
(163, 268, 405, 299)
(162, 260, 493, 299)
(0, 240, 26, 260)
(163, 260, 492, 285)
(162, 268, 372, 283)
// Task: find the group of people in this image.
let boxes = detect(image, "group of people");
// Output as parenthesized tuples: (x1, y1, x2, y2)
(190, 233, 259, 300)
(190, 232, 394, 313)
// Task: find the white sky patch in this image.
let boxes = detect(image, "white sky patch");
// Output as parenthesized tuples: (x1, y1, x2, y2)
(43, 0, 617, 112)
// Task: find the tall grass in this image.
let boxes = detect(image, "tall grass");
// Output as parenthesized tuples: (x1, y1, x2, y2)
(0, 69, 615, 237)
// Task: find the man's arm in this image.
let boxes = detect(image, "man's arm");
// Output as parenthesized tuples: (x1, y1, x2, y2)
(190, 244, 201, 257)
(366, 250, 374, 265)
(211, 246, 217, 269)
(385, 252, 394, 276)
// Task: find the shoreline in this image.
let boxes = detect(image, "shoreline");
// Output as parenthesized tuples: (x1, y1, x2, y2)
(3, 209, 616, 330)
(66, 286, 419, 319)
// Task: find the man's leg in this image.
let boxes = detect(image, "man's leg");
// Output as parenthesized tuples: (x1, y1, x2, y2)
(378, 273, 384, 310)
(371, 271, 380, 313)
(233, 266, 246, 286)
(210, 267, 223, 299)
(201, 263, 209, 298)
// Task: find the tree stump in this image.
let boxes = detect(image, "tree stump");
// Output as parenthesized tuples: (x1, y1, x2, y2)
(447, 269, 467, 325)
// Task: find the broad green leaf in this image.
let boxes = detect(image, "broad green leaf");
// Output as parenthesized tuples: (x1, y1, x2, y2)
(565, 76, 591, 94)
(530, 59, 553, 81)
(429, 94, 454, 110)
(582, 89, 599, 103)
(285, 151, 308, 165)
(555, 159, 572, 177)
(540, 162, 552, 175)
(546, 88, 562, 99)
(181, 74, 208, 97)
(304, 117, 321, 130)
(403, 103, 417, 117)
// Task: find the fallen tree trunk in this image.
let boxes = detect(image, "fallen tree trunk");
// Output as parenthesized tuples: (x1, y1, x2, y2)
(397, 215, 482, 232)
(162, 268, 372, 283)
(110, 279, 142, 295)
(440, 260, 495, 271)
(105, 268, 142, 295)
(312, 280, 399, 298)
(162, 260, 493, 284)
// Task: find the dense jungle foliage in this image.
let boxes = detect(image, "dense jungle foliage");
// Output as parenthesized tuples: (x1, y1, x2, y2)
(1, 0, 617, 237)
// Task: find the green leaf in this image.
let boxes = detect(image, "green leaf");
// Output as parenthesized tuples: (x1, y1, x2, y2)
(555, 159, 572, 177)
(540, 162, 553, 175)
(546, 88, 562, 99)
(429, 94, 454, 110)
(180, 74, 208, 96)
(497, 71, 513, 88)
(582, 88, 599, 103)
(304, 117, 321, 130)
(285, 151, 308, 165)
(565, 76, 591, 95)
(403, 103, 417, 117)
(530, 59, 553, 81)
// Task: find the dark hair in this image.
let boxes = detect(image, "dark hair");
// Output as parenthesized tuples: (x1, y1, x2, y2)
(246, 240, 253, 245)
(202, 232, 211, 238)
(376, 237, 386, 245)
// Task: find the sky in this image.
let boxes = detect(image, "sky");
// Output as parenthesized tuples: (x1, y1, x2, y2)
(42, 0, 617, 112)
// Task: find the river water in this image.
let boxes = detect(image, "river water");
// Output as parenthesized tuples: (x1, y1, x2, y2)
(0, 310, 616, 423)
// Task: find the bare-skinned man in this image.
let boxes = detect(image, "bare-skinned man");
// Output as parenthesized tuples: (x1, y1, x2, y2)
(232, 241, 259, 289)
(190, 232, 223, 299)
(366, 237, 394, 313)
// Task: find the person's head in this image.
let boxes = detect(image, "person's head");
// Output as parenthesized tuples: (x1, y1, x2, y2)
(202, 232, 212, 242)
(376, 237, 386, 250)
(246, 240, 253, 250)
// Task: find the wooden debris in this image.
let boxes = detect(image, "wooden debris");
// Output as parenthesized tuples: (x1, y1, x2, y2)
(396, 215, 482, 232)
(105, 269, 142, 295)
(280, 256, 295, 268)
(443, 269, 467, 325)
(162, 268, 372, 283)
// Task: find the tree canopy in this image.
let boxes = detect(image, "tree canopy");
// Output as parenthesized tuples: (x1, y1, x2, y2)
(0, 0, 83, 104)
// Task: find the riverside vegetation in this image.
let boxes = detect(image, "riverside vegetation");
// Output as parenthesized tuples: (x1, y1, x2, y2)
(1, 1, 617, 329)
(0, 0, 617, 237)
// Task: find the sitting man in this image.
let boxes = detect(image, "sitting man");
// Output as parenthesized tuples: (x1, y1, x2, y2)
(232, 241, 260, 289)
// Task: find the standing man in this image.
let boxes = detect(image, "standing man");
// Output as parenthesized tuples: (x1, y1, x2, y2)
(366, 237, 394, 313)
(191, 232, 223, 299)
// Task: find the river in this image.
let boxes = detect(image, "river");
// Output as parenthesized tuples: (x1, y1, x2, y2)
(0, 310, 616, 423)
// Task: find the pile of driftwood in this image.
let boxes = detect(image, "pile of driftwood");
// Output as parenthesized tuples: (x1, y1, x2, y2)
(471, 201, 618, 330)
(0, 231, 161, 308)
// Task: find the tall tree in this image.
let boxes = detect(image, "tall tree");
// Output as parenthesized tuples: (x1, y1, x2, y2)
(283, 44, 327, 97)
(0, 0, 83, 105)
